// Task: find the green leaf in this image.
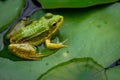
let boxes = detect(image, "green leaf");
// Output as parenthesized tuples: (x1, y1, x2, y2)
(38, 0, 118, 9)
(38, 58, 106, 80)
(0, 0, 24, 32)
(106, 66, 120, 80)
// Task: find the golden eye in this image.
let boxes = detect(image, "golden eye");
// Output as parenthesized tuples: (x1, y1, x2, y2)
(51, 21, 57, 26)
(44, 13, 53, 19)
(48, 21, 57, 28)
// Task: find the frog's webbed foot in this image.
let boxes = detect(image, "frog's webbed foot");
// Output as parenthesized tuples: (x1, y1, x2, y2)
(8, 43, 45, 60)
(45, 39, 68, 49)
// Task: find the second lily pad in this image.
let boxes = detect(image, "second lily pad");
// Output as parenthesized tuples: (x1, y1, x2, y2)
(38, 58, 106, 80)
(38, 0, 118, 9)
(0, 0, 24, 32)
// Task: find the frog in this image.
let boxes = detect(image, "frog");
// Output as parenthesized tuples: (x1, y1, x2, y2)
(7, 13, 66, 60)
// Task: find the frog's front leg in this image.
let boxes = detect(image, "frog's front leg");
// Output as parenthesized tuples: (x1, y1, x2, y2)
(8, 43, 45, 60)
(45, 38, 67, 49)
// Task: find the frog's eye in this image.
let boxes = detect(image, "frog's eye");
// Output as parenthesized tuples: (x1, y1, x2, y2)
(44, 13, 53, 19)
(51, 21, 57, 26)
(49, 21, 57, 28)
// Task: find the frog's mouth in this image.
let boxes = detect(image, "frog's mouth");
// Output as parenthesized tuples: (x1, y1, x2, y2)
(56, 16, 64, 28)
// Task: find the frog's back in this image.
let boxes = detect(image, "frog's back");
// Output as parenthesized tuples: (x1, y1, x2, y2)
(10, 17, 50, 43)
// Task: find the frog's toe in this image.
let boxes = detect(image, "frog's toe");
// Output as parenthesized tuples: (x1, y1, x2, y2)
(28, 53, 48, 60)
(45, 39, 68, 49)
(25, 54, 41, 60)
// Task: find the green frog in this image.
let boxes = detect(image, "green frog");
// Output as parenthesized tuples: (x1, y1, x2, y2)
(7, 13, 65, 60)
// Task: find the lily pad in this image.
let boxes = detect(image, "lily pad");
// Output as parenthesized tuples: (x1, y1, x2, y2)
(38, 58, 107, 80)
(106, 66, 120, 80)
(0, 0, 24, 32)
(38, 0, 118, 9)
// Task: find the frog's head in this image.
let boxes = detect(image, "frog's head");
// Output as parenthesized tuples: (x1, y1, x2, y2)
(44, 13, 63, 31)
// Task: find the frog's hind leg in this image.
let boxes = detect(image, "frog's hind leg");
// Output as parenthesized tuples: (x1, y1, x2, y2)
(45, 38, 68, 49)
(8, 43, 45, 60)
